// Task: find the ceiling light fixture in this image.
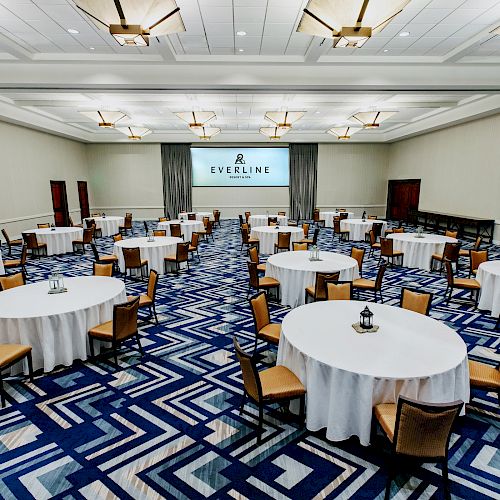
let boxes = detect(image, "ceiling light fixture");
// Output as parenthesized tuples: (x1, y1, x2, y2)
(67, 28, 79, 34)
(191, 127, 221, 141)
(327, 126, 361, 140)
(236, 31, 247, 36)
(74, 0, 185, 47)
(238, 48, 244, 52)
(351, 110, 397, 128)
(78, 110, 128, 128)
(297, 0, 410, 48)
(116, 126, 152, 140)
(259, 127, 289, 141)
(175, 111, 216, 129)
(399, 31, 410, 36)
(264, 111, 305, 130)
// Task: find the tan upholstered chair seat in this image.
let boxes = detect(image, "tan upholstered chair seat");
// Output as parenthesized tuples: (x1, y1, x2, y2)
(259, 277, 279, 287)
(3, 259, 22, 268)
(305, 285, 315, 296)
(0, 344, 32, 367)
(99, 254, 118, 263)
(374, 403, 397, 442)
(88, 321, 113, 339)
(372, 242, 381, 249)
(260, 365, 306, 399)
(472, 270, 477, 275)
(431, 253, 445, 261)
(353, 278, 375, 289)
(454, 278, 480, 289)
(248, 238, 259, 244)
(390, 250, 404, 256)
(300, 238, 313, 244)
(259, 323, 281, 344)
(127, 295, 153, 307)
(257, 263, 266, 272)
(459, 249, 470, 257)
(468, 360, 500, 388)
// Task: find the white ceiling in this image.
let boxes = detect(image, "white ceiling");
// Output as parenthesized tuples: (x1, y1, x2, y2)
(0, 1, 500, 142)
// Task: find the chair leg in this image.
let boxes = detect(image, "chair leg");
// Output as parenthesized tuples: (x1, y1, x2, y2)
(135, 333, 144, 356)
(257, 403, 264, 443)
(442, 460, 451, 500)
(299, 395, 305, 425)
(113, 342, 119, 368)
(0, 373, 5, 408)
(152, 303, 159, 325)
(89, 336, 95, 359)
(239, 392, 246, 414)
(26, 352, 34, 383)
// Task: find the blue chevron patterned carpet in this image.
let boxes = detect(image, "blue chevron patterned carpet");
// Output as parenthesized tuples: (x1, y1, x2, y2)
(1, 219, 499, 500)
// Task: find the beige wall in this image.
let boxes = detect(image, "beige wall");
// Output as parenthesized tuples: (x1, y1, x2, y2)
(387, 115, 500, 240)
(0, 121, 88, 237)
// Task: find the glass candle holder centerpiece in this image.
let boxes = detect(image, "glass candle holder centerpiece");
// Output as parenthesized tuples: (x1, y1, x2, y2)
(309, 245, 320, 261)
(415, 226, 424, 238)
(147, 231, 155, 242)
(48, 272, 65, 294)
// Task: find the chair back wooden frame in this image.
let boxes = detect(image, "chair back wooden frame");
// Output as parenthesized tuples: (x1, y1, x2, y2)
(275, 232, 291, 252)
(400, 287, 433, 316)
(170, 223, 183, 239)
(311, 272, 340, 301)
(93, 262, 113, 276)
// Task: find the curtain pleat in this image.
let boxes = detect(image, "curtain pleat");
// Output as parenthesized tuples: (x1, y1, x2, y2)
(289, 143, 318, 220)
(161, 144, 192, 217)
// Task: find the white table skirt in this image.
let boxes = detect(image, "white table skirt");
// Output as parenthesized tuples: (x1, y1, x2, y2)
(387, 233, 458, 271)
(158, 220, 204, 242)
(250, 226, 304, 255)
(477, 261, 500, 318)
(320, 212, 354, 227)
(0, 249, 4, 275)
(277, 301, 469, 446)
(266, 251, 359, 308)
(340, 219, 387, 241)
(84, 216, 124, 237)
(113, 236, 183, 275)
(23, 227, 83, 255)
(248, 215, 288, 227)
(178, 212, 212, 221)
(0, 277, 126, 373)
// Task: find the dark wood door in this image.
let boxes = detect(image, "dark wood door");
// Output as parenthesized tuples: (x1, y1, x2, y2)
(50, 180, 70, 227)
(78, 181, 90, 220)
(386, 179, 421, 221)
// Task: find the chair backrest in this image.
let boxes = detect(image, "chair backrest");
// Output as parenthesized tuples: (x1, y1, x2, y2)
(176, 242, 189, 263)
(85, 219, 95, 229)
(22, 232, 38, 249)
(188, 213, 196, 220)
(375, 262, 387, 290)
(122, 247, 142, 268)
(1, 229, 11, 245)
(292, 242, 308, 251)
(445, 230, 458, 238)
(312, 209, 320, 222)
(153, 230, 166, 236)
(241, 227, 250, 244)
(470, 249, 488, 272)
(248, 246, 259, 264)
(372, 222, 383, 238)
(393, 396, 463, 458)
(244, 211, 251, 221)
(314, 272, 340, 300)
(443, 242, 461, 262)
(277, 232, 291, 249)
(158, 217, 168, 222)
(113, 297, 139, 342)
(170, 223, 182, 238)
(380, 237, 394, 257)
(83, 228, 94, 244)
(205, 220, 213, 234)
(473, 236, 482, 251)
(213, 210, 221, 222)
(90, 242, 100, 261)
(338, 208, 346, 212)
(147, 269, 159, 300)
(339, 212, 349, 220)
(326, 281, 352, 300)
(0, 272, 25, 291)
(393, 227, 405, 233)
(37, 223, 50, 228)
(333, 220, 341, 233)
(268, 217, 278, 225)
(302, 223, 310, 238)
(351, 247, 365, 275)
(93, 262, 113, 276)
(444, 260, 455, 286)
(247, 261, 260, 288)
(124, 215, 133, 229)
(400, 288, 432, 316)
(233, 337, 261, 402)
(190, 232, 200, 248)
(311, 228, 320, 245)
(368, 215, 377, 220)
(19, 244, 27, 265)
(250, 292, 271, 334)
(113, 233, 123, 242)
(369, 230, 377, 247)
(241, 222, 249, 231)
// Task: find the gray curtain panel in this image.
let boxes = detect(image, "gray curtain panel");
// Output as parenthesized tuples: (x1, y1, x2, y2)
(289, 143, 318, 220)
(161, 143, 193, 217)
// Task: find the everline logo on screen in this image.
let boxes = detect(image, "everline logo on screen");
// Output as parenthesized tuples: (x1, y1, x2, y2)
(209, 154, 270, 177)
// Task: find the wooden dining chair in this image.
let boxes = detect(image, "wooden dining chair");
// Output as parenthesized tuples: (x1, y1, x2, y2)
(112, 233, 123, 242)
(122, 247, 149, 280)
(0, 272, 26, 291)
(380, 238, 404, 267)
(468, 359, 500, 405)
(274, 232, 291, 253)
(240, 227, 259, 253)
(351, 247, 365, 277)
(312, 209, 325, 227)
(91, 243, 118, 272)
(444, 260, 480, 306)
(1, 229, 22, 256)
(249, 292, 280, 348)
(188, 232, 201, 261)
(197, 219, 214, 242)
(3, 244, 28, 277)
(333, 220, 349, 242)
(400, 288, 433, 316)
(368, 230, 381, 258)
(0, 344, 34, 407)
(188, 213, 197, 221)
(469, 250, 488, 278)
(127, 269, 160, 325)
(72, 228, 94, 254)
(93, 262, 113, 277)
(459, 236, 482, 260)
(326, 280, 353, 300)
(22, 233, 47, 258)
(353, 262, 387, 302)
(431, 242, 461, 274)
(213, 210, 221, 228)
(248, 246, 266, 272)
(305, 272, 340, 303)
(247, 261, 280, 299)
(164, 242, 190, 274)
(119, 214, 133, 235)
(301, 228, 319, 247)
(169, 223, 183, 239)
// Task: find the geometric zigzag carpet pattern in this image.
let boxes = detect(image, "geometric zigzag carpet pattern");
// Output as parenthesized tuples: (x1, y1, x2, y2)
(0, 219, 499, 499)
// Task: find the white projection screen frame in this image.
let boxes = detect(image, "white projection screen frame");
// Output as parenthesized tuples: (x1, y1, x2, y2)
(191, 147, 289, 187)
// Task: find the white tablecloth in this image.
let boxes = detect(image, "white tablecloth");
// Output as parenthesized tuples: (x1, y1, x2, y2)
(277, 301, 469, 445)
(477, 261, 500, 318)
(266, 251, 359, 307)
(248, 215, 288, 227)
(0, 276, 126, 373)
(178, 212, 212, 221)
(84, 216, 124, 237)
(158, 220, 204, 242)
(250, 226, 304, 255)
(340, 219, 387, 241)
(22, 227, 83, 255)
(387, 233, 457, 271)
(113, 236, 183, 275)
(319, 211, 354, 227)
(0, 249, 4, 275)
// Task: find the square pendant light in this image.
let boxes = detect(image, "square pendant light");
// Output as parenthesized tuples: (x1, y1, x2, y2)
(78, 110, 128, 128)
(116, 126, 152, 140)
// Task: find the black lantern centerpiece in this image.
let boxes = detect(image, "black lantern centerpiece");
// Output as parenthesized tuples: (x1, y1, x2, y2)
(360, 306, 374, 329)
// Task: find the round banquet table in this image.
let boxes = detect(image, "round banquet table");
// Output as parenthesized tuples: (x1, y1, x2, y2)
(0, 249, 4, 275)
(84, 216, 124, 237)
(178, 211, 212, 221)
(477, 260, 500, 318)
(277, 301, 469, 445)
(340, 219, 387, 242)
(266, 251, 359, 308)
(22, 227, 83, 255)
(248, 215, 288, 227)
(387, 233, 457, 271)
(320, 211, 354, 227)
(158, 220, 204, 242)
(113, 236, 183, 275)
(250, 226, 304, 255)
(0, 276, 126, 373)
